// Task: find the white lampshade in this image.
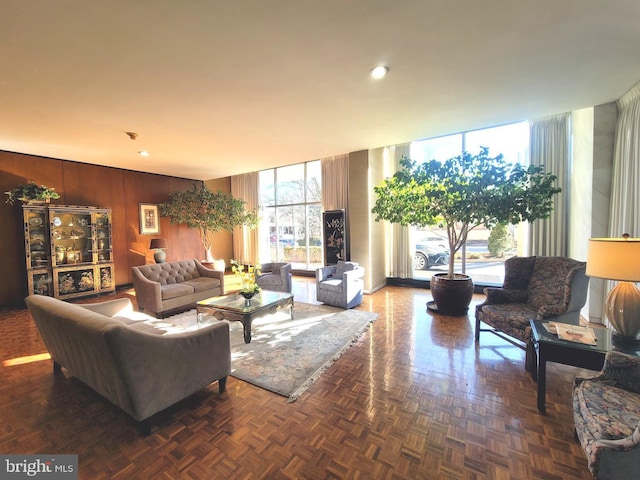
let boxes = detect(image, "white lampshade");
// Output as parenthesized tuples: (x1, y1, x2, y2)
(586, 237, 640, 282)
(587, 237, 640, 340)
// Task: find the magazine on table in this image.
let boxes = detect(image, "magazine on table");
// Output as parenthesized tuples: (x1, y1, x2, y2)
(542, 321, 597, 345)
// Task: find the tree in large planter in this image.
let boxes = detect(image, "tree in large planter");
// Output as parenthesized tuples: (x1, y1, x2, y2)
(372, 147, 561, 315)
(159, 184, 258, 267)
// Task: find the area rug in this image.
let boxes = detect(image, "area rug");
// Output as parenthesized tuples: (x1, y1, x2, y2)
(166, 303, 378, 402)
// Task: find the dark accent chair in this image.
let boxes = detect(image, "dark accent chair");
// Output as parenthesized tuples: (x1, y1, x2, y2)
(573, 351, 640, 479)
(256, 262, 293, 293)
(475, 256, 589, 370)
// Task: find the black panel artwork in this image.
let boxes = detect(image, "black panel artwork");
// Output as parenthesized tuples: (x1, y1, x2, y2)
(323, 210, 347, 265)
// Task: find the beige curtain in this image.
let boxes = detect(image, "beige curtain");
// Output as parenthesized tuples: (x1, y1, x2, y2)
(600, 83, 640, 327)
(321, 154, 349, 211)
(231, 172, 259, 264)
(384, 143, 413, 277)
(528, 113, 570, 256)
(610, 83, 640, 238)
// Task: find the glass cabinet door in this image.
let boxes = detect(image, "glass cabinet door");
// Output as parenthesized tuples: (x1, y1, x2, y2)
(50, 209, 93, 267)
(23, 206, 50, 270)
(93, 210, 112, 263)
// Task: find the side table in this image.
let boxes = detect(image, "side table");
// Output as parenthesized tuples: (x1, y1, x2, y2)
(530, 319, 609, 413)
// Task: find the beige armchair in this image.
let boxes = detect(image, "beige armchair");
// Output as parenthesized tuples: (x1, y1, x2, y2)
(475, 256, 589, 370)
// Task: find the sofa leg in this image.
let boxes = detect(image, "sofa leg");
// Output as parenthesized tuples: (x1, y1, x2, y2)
(219, 376, 227, 394)
(53, 361, 62, 375)
(139, 418, 152, 436)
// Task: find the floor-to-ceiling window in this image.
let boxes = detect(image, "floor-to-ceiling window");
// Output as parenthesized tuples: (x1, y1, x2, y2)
(258, 161, 322, 270)
(409, 121, 530, 285)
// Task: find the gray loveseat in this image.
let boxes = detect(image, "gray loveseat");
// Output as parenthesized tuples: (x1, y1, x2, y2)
(26, 294, 231, 434)
(132, 259, 224, 317)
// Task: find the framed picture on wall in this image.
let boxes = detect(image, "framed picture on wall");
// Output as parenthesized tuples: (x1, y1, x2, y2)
(323, 209, 347, 265)
(139, 203, 160, 235)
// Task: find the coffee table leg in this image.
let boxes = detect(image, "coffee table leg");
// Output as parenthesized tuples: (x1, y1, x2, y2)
(537, 346, 547, 413)
(243, 318, 252, 343)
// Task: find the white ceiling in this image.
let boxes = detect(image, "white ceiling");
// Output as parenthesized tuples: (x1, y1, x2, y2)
(1, 1, 639, 181)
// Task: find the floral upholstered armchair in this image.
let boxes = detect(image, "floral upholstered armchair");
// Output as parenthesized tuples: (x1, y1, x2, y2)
(475, 256, 589, 370)
(573, 351, 640, 479)
(316, 261, 364, 309)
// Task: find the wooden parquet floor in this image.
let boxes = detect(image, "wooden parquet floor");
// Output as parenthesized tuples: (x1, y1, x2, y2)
(0, 278, 595, 479)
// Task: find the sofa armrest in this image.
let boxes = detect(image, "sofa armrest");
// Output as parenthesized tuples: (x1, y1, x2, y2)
(564, 266, 589, 313)
(131, 267, 162, 312)
(104, 321, 232, 421)
(587, 351, 640, 394)
(195, 260, 225, 295)
(79, 298, 133, 317)
(482, 287, 528, 305)
(317, 265, 336, 282)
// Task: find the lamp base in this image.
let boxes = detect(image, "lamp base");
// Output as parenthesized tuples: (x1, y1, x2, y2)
(153, 250, 166, 263)
(605, 281, 640, 339)
(611, 331, 640, 346)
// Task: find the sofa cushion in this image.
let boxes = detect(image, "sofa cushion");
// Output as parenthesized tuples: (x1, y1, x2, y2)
(528, 257, 574, 309)
(161, 283, 194, 300)
(318, 278, 344, 294)
(476, 303, 538, 343)
(183, 277, 221, 294)
(575, 379, 640, 440)
(113, 311, 156, 324)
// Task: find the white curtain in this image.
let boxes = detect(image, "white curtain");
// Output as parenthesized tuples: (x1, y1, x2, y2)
(231, 172, 259, 264)
(384, 143, 413, 277)
(610, 83, 640, 238)
(321, 154, 349, 211)
(601, 83, 640, 327)
(528, 113, 571, 256)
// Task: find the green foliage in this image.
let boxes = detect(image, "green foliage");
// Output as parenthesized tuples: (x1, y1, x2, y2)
(371, 147, 561, 277)
(487, 223, 512, 257)
(159, 183, 258, 252)
(5, 182, 60, 204)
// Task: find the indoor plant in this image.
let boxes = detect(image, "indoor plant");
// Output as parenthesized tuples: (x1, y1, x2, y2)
(231, 259, 262, 300)
(372, 147, 561, 315)
(159, 183, 258, 268)
(5, 182, 60, 204)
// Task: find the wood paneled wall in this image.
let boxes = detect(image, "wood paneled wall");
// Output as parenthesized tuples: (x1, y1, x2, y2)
(0, 150, 231, 307)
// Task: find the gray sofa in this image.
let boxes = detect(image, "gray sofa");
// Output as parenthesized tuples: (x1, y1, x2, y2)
(26, 294, 231, 435)
(132, 259, 224, 317)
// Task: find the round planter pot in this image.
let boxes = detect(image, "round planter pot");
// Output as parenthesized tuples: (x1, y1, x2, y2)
(428, 273, 474, 316)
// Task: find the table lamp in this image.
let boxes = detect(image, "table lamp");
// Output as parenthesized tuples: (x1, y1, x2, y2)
(150, 238, 168, 263)
(586, 234, 640, 343)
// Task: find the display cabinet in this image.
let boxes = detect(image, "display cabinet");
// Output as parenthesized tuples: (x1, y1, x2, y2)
(22, 204, 115, 299)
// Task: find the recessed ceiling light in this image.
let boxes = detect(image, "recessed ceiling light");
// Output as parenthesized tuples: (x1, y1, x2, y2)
(370, 66, 389, 79)
(138, 151, 150, 157)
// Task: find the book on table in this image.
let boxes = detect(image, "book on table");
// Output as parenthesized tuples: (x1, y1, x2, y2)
(542, 321, 598, 345)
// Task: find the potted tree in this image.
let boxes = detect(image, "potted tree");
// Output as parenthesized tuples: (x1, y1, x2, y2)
(159, 184, 258, 270)
(372, 147, 561, 315)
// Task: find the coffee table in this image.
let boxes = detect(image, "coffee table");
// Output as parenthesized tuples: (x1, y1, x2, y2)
(529, 319, 640, 413)
(197, 291, 294, 343)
